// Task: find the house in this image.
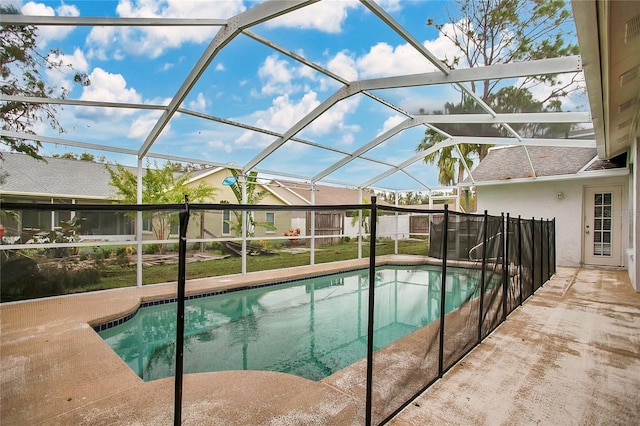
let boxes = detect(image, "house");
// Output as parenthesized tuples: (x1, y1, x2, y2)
(0, 152, 393, 244)
(0, 152, 294, 242)
(458, 145, 630, 271)
(0, 152, 134, 240)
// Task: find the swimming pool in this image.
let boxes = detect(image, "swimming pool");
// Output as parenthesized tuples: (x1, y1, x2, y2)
(98, 265, 484, 382)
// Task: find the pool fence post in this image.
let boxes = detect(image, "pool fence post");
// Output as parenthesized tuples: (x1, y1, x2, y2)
(365, 196, 377, 426)
(438, 204, 449, 377)
(502, 213, 508, 322)
(478, 210, 488, 343)
(539, 218, 544, 286)
(552, 218, 556, 275)
(546, 219, 551, 281)
(518, 215, 523, 306)
(174, 195, 190, 426)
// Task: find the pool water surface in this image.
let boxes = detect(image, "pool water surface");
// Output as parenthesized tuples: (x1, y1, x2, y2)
(98, 265, 483, 381)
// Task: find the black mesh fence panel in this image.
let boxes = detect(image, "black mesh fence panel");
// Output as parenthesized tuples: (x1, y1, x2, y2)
(541, 220, 549, 283)
(520, 219, 534, 300)
(480, 215, 504, 340)
(533, 219, 543, 291)
(427, 214, 445, 258)
(442, 213, 483, 372)
(370, 265, 441, 424)
(506, 216, 521, 315)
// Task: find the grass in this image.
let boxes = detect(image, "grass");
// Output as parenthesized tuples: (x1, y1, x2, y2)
(70, 239, 428, 293)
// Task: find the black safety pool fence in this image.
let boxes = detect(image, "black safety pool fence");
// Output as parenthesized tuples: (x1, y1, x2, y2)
(1, 198, 555, 425)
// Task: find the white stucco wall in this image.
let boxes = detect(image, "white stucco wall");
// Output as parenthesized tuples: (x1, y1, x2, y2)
(475, 175, 629, 267)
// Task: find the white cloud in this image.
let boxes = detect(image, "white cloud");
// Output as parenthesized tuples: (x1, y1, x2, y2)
(520, 72, 587, 111)
(266, 0, 359, 34)
(207, 140, 232, 154)
(258, 55, 298, 96)
(309, 95, 361, 140)
(356, 42, 438, 79)
(128, 110, 166, 139)
(45, 48, 89, 94)
(86, 0, 245, 59)
(77, 68, 142, 119)
(424, 20, 472, 68)
(235, 89, 362, 150)
(321, 20, 465, 81)
(215, 63, 226, 71)
(187, 92, 208, 112)
(378, 114, 406, 136)
(377, 0, 402, 13)
(327, 51, 358, 81)
(236, 92, 321, 148)
(21, 1, 79, 44)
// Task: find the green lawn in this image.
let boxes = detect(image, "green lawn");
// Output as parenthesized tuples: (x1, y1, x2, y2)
(76, 239, 428, 292)
(1, 239, 428, 301)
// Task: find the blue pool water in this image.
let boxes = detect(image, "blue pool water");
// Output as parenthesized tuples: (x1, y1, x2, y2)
(98, 265, 482, 381)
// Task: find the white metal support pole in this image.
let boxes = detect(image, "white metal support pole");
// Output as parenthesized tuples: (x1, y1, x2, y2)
(394, 190, 399, 254)
(241, 176, 247, 275)
(358, 187, 363, 259)
(136, 158, 143, 288)
(428, 191, 433, 242)
(310, 183, 316, 265)
(633, 142, 640, 291)
(50, 198, 55, 231)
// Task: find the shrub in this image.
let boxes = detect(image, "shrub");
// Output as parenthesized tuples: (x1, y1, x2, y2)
(144, 244, 160, 254)
(0, 256, 102, 302)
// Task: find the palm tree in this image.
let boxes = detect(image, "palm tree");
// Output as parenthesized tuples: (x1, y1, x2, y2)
(417, 131, 472, 187)
(223, 169, 274, 237)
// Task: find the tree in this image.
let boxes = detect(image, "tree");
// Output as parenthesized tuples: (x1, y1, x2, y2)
(418, 0, 580, 182)
(0, 5, 89, 160)
(106, 162, 217, 251)
(222, 169, 274, 237)
(52, 151, 106, 162)
(350, 198, 379, 235)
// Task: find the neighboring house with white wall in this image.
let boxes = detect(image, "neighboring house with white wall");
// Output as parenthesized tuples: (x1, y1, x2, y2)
(459, 145, 630, 270)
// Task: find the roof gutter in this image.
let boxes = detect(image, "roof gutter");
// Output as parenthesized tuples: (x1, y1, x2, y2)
(571, 0, 607, 158)
(0, 191, 111, 200)
(458, 167, 629, 188)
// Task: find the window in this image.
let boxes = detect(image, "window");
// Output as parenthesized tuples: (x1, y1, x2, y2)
(53, 211, 71, 228)
(77, 212, 132, 235)
(222, 210, 230, 235)
(593, 192, 612, 256)
(170, 220, 179, 236)
(265, 212, 275, 233)
(21, 210, 50, 230)
(142, 216, 152, 232)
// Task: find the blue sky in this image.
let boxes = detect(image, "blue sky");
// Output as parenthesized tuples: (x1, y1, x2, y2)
(3, 0, 585, 191)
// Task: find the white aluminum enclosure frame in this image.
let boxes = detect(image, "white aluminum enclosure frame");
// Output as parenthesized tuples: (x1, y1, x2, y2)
(2, 0, 624, 285)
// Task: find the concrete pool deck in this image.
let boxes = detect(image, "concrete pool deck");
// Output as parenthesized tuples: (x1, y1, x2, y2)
(1, 259, 639, 425)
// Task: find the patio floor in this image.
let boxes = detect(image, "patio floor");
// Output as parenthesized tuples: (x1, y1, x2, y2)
(1, 260, 639, 425)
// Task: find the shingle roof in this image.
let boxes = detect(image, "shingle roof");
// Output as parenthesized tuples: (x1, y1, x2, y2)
(0, 152, 122, 198)
(0, 152, 390, 205)
(268, 180, 392, 206)
(466, 146, 600, 182)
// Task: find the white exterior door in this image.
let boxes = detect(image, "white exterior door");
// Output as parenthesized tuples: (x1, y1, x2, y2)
(583, 185, 623, 266)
